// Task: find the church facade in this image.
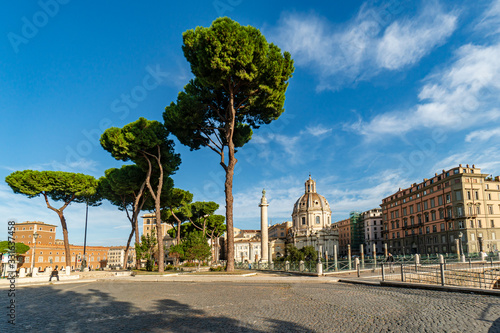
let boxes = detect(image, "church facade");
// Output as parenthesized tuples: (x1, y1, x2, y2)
(289, 176, 339, 256)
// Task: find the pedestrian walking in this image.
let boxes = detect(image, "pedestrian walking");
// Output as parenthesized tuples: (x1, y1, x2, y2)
(49, 265, 59, 282)
(386, 253, 394, 273)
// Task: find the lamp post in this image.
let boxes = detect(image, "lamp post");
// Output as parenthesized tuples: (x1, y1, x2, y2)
(30, 232, 39, 276)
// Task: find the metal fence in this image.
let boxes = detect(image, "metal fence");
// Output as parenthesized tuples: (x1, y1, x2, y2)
(381, 260, 500, 290)
(235, 253, 500, 289)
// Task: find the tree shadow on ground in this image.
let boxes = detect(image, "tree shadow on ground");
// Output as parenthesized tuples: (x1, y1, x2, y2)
(5, 284, 313, 332)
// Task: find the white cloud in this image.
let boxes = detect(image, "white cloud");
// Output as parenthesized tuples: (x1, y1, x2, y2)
(475, 0, 500, 37)
(430, 146, 500, 176)
(465, 127, 500, 142)
(1, 158, 99, 175)
(351, 42, 500, 140)
(270, 1, 457, 90)
(376, 6, 457, 69)
(305, 124, 333, 137)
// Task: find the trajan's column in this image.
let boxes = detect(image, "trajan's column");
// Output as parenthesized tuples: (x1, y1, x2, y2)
(260, 189, 269, 262)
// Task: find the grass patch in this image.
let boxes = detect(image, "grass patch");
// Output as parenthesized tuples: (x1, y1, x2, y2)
(187, 269, 255, 275)
(132, 270, 179, 275)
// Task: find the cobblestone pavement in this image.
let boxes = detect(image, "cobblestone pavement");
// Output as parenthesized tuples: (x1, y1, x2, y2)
(2, 281, 500, 332)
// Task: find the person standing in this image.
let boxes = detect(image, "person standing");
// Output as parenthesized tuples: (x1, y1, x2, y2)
(386, 253, 394, 273)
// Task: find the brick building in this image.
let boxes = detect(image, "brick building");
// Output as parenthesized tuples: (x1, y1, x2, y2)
(381, 165, 500, 255)
(13, 221, 109, 271)
(334, 218, 351, 257)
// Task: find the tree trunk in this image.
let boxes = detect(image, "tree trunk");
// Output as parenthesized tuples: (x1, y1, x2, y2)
(225, 88, 237, 272)
(155, 155, 165, 272)
(133, 180, 146, 269)
(123, 228, 135, 269)
(132, 209, 142, 269)
(225, 134, 237, 271)
(58, 212, 72, 269)
(177, 218, 181, 245)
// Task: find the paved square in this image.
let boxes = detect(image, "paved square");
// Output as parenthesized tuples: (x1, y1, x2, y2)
(3, 281, 500, 332)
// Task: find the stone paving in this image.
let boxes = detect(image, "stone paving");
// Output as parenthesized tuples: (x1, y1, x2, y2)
(2, 280, 500, 332)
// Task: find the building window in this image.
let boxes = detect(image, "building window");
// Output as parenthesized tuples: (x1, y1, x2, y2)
(475, 191, 479, 200)
(476, 206, 481, 214)
(446, 194, 451, 204)
(455, 191, 462, 201)
(488, 206, 493, 214)
(491, 220, 495, 228)
(459, 221, 465, 229)
(438, 196, 443, 206)
(426, 227, 430, 234)
(478, 220, 482, 228)
(315, 216, 320, 224)
(432, 225, 437, 233)
(440, 223, 445, 231)
(301, 217, 306, 225)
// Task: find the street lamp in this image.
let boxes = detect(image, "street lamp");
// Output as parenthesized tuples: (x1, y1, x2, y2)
(30, 232, 39, 276)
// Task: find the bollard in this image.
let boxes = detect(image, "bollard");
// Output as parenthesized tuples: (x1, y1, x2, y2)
(373, 243, 377, 270)
(325, 251, 329, 271)
(285, 261, 290, 272)
(381, 263, 385, 281)
(66, 266, 71, 275)
(440, 263, 445, 286)
(348, 245, 352, 270)
(334, 245, 338, 271)
(316, 261, 323, 276)
(355, 258, 360, 277)
(415, 254, 420, 273)
(299, 260, 305, 272)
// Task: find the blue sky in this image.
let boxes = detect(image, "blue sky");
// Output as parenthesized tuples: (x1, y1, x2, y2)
(1, 0, 500, 246)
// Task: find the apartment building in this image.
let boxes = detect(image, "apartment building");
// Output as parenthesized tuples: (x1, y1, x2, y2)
(381, 165, 500, 255)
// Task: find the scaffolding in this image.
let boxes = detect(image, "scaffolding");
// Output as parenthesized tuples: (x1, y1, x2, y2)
(350, 211, 364, 255)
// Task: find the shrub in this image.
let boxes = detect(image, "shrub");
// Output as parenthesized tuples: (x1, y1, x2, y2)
(210, 266, 225, 272)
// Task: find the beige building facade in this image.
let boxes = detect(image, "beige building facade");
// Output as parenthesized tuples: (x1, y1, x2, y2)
(382, 165, 500, 255)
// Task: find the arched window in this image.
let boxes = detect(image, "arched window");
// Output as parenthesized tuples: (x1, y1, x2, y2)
(316, 216, 320, 224)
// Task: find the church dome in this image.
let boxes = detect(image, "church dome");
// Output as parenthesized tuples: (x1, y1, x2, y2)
(292, 176, 332, 230)
(292, 176, 331, 215)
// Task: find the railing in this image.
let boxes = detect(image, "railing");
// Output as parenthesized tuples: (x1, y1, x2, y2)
(235, 252, 500, 284)
(382, 260, 500, 290)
